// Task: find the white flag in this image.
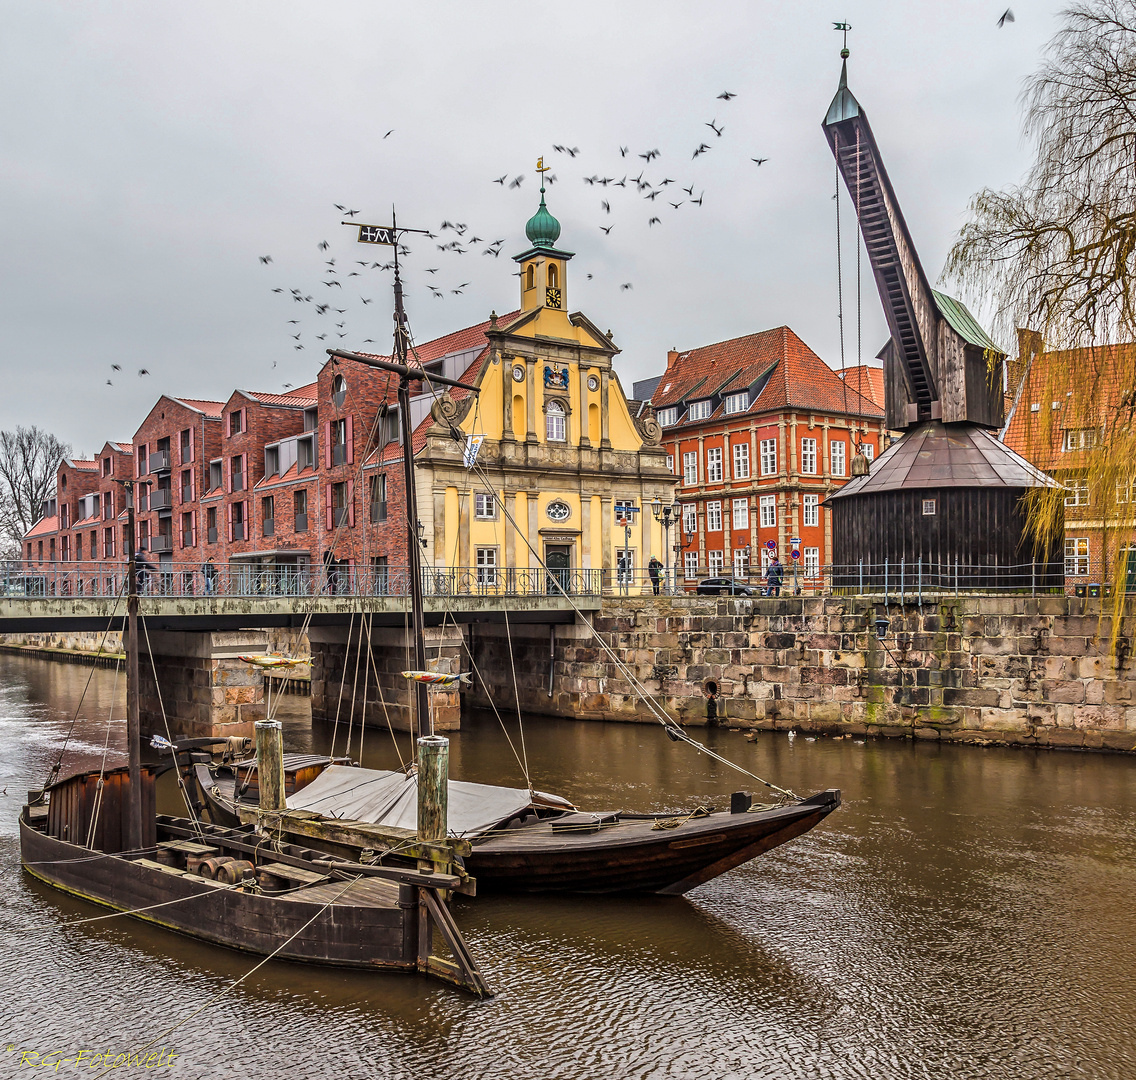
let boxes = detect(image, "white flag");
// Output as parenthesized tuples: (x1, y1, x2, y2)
(463, 434, 484, 469)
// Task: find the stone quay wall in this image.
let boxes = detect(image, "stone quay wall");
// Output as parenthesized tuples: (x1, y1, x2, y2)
(469, 595, 1136, 752)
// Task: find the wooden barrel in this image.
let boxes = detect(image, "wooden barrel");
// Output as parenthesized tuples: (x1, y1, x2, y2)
(198, 856, 236, 880)
(215, 859, 254, 885)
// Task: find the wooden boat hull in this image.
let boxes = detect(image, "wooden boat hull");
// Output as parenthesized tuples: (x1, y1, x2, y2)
(195, 762, 840, 896)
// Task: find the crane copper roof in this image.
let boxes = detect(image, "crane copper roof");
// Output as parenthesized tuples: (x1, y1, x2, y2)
(830, 420, 1059, 498)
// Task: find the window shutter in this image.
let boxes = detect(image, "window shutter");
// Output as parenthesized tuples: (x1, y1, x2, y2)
(188, 425, 194, 463)
(325, 484, 333, 530)
(178, 517, 184, 550)
(226, 459, 232, 494)
(226, 503, 233, 542)
(347, 479, 355, 527)
(241, 408, 247, 435)
(324, 421, 333, 468)
(190, 468, 196, 501)
(191, 515, 197, 547)
(346, 416, 354, 464)
(241, 454, 247, 487)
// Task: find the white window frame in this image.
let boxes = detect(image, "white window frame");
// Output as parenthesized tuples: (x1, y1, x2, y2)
(732, 498, 748, 530)
(706, 501, 722, 531)
(706, 447, 723, 483)
(801, 438, 817, 475)
(1065, 476, 1090, 506)
(1062, 428, 1098, 452)
(733, 548, 750, 578)
(803, 493, 819, 528)
(474, 492, 496, 520)
(683, 451, 698, 486)
(863, 443, 874, 462)
(1064, 537, 1089, 576)
(688, 400, 712, 421)
(616, 547, 635, 586)
(733, 443, 750, 479)
(759, 494, 776, 528)
(760, 439, 777, 476)
(475, 546, 498, 586)
(657, 407, 678, 427)
(684, 551, 698, 579)
(724, 392, 748, 415)
(546, 400, 567, 442)
(804, 547, 820, 577)
(666, 454, 674, 474)
(708, 550, 724, 575)
(682, 503, 697, 534)
(831, 440, 846, 478)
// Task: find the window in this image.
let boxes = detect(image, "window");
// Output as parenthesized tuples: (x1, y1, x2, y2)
(733, 548, 750, 577)
(707, 447, 723, 483)
(265, 447, 280, 478)
(1062, 428, 1098, 452)
(801, 438, 817, 475)
(682, 503, 697, 534)
(331, 418, 348, 464)
(229, 410, 243, 435)
(657, 407, 678, 427)
(231, 456, 244, 492)
(804, 547, 820, 577)
(759, 494, 776, 528)
(526, 264, 535, 290)
(863, 443, 874, 462)
(103, 493, 113, 520)
(760, 439, 777, 476)
(683, 452, 698, 485)
(138, 520, 149, 551)
(180, 469, 192, 503)
(207, 507, 218, 543)
(137, 444, 147, 475)
(262, 495, 275, 537)
(666, 454, 674, 473)
(831, 440, 846, 477)
(706, 501, 722, 531)
(1065, 476, 1090, 506)
(75, 534, 82, 561)
(476, 547, 498, 586)
(298, 435, 316, 471)
(724, 392, 748, 415)
(181, 511, 194, 547)
(180, 428, 192, 461)
(332, 375, 346, 409)
(616, 548, 634, 586)
(102, 456, 111, 477)
(332, 481, 349, 526)
(922, 499, 937, 515)
(688, 400, 712, 421)
(547, 263, 558, 289)
(475, 492, 495, 519)
(370, 475, 388, 522)
(209, 460, 222, 491)
(103, 527, 114, 558)
(684, 551, 699, 579)
(732, 498, 749, 530)
(1119, 479, 1135, 504)
(1065, 537, 1090, 576)
(294, 489, 309, 532)
(733, 443, 750, 479)
(803, 493, 819, 528)
(708, 550, 723, 575)
(546, 400, 567, 441)
(371, 555, 389, 594)
(231, 501, 245, 540)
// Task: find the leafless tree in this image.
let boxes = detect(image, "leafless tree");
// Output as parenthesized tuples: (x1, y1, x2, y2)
(946, 0, 1136, 614)
(0, 426, 70, 556)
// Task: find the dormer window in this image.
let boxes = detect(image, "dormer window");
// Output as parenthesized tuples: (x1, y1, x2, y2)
(657, 407, 678, 427)
(688, 400, 712, 421)
(724, 392, 748, 415)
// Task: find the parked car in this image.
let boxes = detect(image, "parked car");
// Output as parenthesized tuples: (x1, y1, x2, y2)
(696, 576, 758, 596)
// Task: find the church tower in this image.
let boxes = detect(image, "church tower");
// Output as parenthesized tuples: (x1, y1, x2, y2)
(514, 162, 574, 313)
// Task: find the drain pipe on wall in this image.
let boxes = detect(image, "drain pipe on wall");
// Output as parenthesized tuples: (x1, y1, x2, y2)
(548, 625, 555, 697)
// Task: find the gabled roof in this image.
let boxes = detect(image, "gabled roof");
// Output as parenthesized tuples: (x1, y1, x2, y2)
(240, 383, 319, 409)
(652, 326, 883, 427)
(63, 459, 98, 471)
(170, 398, 225, 419)
(25, 515, 58, 539)
(838, 364, 885, 409)
(933, 290, 1003, 354)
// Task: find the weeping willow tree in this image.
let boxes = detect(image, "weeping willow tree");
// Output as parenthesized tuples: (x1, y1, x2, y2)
(946, 0, 1136, 627)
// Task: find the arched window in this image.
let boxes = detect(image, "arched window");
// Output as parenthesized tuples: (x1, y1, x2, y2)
(332, 374, 346, 409)
(547, 263, 558, 289)
(526, 265, 535, 290)
(546, 399, 566, 442)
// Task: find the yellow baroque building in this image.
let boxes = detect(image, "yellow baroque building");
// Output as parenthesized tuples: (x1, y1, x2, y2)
(414, 179, 675, 590)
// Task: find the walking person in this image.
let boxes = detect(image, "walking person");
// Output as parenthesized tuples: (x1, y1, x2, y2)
(764, 555, 785, 597)
(647, 556, 663, 596)
(202, 557, 217, 596)
(134, 555, 157, 596)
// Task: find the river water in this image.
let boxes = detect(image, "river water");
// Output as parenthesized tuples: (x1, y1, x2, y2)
(1, 653, 1135, 1079)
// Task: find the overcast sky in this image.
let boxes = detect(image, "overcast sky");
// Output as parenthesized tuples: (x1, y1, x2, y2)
(1, 1, 1066, 456)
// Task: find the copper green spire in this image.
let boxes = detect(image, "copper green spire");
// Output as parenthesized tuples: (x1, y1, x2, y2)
(525, 157, 561, 249)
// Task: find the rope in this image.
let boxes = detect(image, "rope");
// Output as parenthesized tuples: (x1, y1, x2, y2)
(837, 139, 849, 420)
(328, 610, 356, 759)
(129, 874, 362, 1060)
(85, 659, 122, 849)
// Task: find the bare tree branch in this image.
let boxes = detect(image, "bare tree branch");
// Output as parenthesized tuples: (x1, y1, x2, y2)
(0, 427, 70, 555)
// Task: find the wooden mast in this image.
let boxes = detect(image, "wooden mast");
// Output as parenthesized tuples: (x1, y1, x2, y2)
(121, 477, 146, 852)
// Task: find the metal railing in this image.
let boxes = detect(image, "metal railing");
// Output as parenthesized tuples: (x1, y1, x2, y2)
(2, 561, 606, 599)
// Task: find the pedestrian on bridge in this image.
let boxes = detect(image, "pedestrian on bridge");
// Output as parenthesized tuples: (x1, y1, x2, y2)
(202, 558, 217, 596)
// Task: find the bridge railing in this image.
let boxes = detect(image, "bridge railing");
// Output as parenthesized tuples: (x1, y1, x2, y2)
(3, 561, 606, 600)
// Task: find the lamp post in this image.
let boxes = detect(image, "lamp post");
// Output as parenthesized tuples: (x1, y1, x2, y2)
(652, 498, 679, 595)
(615, 503, 639, 595)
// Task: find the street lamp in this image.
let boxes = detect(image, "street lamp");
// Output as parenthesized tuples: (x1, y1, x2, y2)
(615, 503, 639, 595)
(652, 498, 678, 595)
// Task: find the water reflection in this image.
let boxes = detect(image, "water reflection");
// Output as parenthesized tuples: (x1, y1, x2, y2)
(1, 654, 1135, 1079)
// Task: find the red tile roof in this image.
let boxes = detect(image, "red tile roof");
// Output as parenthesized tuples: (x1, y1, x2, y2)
(245, 384, 319, 408)
(171, 398, 225, 418)
(837, 364, 885, 409)
(66, 459, 99, 471)
(25, 515, 58, 538)
(652, 326, 883, 427)
(254, 462, 318, 489)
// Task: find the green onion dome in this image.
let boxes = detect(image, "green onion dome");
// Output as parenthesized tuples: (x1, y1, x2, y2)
(525, 188, 561, 249)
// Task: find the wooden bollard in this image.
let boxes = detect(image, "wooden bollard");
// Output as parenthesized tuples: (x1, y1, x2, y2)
(255, 718, 285, 812)
(416, 735, 449, 843)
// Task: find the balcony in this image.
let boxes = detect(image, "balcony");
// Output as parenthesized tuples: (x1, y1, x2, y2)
(263, 519, 275, 538)
(370, 501, 387, 523)
(149, 450, 171, 473)
(181, 531, 193, 548)
(149, 489, 173, 511)
(294, 513, 308, 533)
(151, 534, 174, 553)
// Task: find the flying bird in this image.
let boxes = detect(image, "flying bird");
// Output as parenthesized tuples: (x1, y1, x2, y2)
(111, 363, 121, 371)
(361, 297, 372, 304)
(343, 208, 360, 217)
(751, 157, 768, 165)
(508, 175, 524, 188)
(997, 8, 1014, 26)
(271, 287, 284, 293)
(138, 368, 150, 376)
(620, 282, 633, 291)
(286, 319, 300, 324)
(601, 200, 611, 213)
(620, 146, 628, 157)
(648, 216, 660, 226)
(706, 120, 723, 137)
(600, 225, 613, 234)
(639, 149, 660, 161)
(105, 379, 113, 386)
(670, 201, 683, 209)
(493, 175, 507, 184)
(383, 129, 393, 138)
(717, 91, 737, 100)
(259, 255, 272, 264)
(424, 267, 439, 274)
(318, 241, 330, 250)
(693, 143, 711, 158)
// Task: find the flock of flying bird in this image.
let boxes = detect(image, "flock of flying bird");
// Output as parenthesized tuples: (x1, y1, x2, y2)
(253, 88, 771, 382)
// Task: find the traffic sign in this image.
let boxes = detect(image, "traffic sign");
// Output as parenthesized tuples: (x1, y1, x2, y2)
(765, 540, 777, 550)
(791, 549, 801, 560)
(790, 537, 801, 546)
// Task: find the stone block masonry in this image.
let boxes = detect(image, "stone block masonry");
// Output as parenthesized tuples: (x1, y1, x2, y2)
(468, 595, 1136, 753)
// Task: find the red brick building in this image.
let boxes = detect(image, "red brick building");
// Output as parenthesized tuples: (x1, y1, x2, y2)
(649, 326, 886, 589)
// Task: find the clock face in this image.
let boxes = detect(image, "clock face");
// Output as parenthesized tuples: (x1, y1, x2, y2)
(587, 375, 599, 392)
(546, 500, 571, 522)
(512, 365, 525, 382)
(545, 286, 562, 309)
